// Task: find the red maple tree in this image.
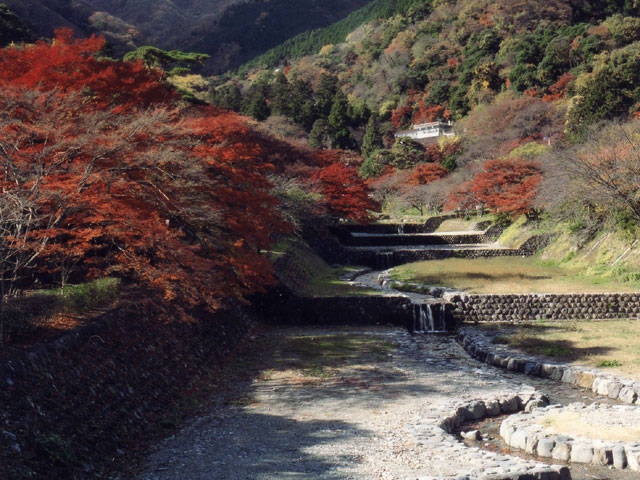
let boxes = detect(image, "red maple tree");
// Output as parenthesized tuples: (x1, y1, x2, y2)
(407, 163, 449, 185)
(312, 161, 380, 223)
(0, 31, 294, 315)
(448, 159, 542, 216)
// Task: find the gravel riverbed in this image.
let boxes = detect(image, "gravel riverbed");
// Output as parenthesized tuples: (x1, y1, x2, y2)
(128, 325, 634, 479)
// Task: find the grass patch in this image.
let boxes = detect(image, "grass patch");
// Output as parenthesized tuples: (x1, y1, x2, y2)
(271, 236, 378, 297)
(436, 217, 487, 232)
(597, 359, 622, 368)
(257, 330, 398, 383)
(389, 257, 640, 294)
(40, 277, 120, 313)
(480, 320, 640, 380)
(0, 278, 120, 346)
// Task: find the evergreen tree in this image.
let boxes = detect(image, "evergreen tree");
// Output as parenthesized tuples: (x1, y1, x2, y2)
(269, 71, 292, 116)
(362, 114, 383, 157)
(290, 78, 317, 130)
(309, 119, 332, 149)
(246, 95, 270, 121)
(328, 90, 356, 149)
(211, 83, 243, 111)
(243, 78, 271, 121)
(315, 73, 339, 118)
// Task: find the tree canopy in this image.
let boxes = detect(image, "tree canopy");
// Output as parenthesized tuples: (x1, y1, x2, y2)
(0, 30, 379, 318)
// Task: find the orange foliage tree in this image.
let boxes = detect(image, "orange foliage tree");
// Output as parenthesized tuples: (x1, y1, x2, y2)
(448, 159, 542, 216)
(0, 30, 294, 314)
(312, 160, 380, 223)
(407, 163, 450, 185)
(0, 30, 383, 314)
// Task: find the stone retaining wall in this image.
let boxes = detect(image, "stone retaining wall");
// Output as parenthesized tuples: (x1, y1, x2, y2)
(252, 289, 414, 328)
(335, 232, 487, 247)
(353, 247, 525, 269)
(0, 302, 254, 479)
(450, 292, 640, 322)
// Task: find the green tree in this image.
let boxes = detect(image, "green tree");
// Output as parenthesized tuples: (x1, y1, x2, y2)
(246, 95, 270, 121)
(328, 90, 356, 149)
(124, 46, 210, 75)
(566, 42, 640, 139)
(309, 119, 332, 149)
(536, 35, 572, 85)
(211, 82, 243, 111)
(359, 149, 393, 178)
(315, 73, 339, 118)
(269, 70, 293, 116)
(362, 114, 384, 157)
(391, 137, 425, 169)
(289, 77, 317, 130)
(243, 78, 271, 120)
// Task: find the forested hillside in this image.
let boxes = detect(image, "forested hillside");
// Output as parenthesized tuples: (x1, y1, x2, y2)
(0, 0, 371, 72)
(5, 0, 640, 294)
(209, 0, 640, 270)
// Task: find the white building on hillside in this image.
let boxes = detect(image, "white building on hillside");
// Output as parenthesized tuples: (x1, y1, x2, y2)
(394, 121, 455, 142)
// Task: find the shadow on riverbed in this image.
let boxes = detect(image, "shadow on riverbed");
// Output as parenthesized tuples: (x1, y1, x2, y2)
(134, 327, 397, 479)
(138, 410, 370, 479)
(247, 327, 441, 404)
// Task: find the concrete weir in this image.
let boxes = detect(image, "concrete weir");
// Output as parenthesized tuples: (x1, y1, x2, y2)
(330, 218, 547, 269)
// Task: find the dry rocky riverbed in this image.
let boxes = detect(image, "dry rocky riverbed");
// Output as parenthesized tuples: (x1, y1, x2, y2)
(132, 326, 638, 480)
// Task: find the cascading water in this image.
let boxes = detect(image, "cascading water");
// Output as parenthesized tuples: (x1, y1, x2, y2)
(411, 303, 448, 333)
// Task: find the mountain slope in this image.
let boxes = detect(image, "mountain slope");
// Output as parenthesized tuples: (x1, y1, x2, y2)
(1, 0, 371, 72)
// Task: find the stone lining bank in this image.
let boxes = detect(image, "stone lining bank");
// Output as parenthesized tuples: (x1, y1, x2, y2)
(500, 403, 640, 471)
(426, 390, 571, 480)
(457, 327, 640, 405)
(449, 292, 640, 322)
(456, 326, 640, 473)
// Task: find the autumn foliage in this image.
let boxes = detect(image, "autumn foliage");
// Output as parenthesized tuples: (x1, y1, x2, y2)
(313, 161, 380, 223)
(0, 30, 377, 317)
(448, 159, 542, 216)
(407, 163, 449, 185)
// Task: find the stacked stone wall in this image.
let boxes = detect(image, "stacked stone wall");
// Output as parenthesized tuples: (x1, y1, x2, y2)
(450, 292, 640, 322)
(0, 303, 254, 478)
(253, 291, 413, 327)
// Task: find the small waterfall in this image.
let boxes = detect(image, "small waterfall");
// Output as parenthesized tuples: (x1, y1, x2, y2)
(411, 303, 448, 333)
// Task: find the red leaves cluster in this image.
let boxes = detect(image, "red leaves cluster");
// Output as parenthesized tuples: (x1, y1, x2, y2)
(0, 29, 172, 112)
(448, 159, 542, 216)
(0, 31, 296, 315)
(542, 73, 575, 102)
(0, 30, 381, 317)
(412, 102, 450, 125)
(312, 162, 380, 223)
(407, 163, 449, 185)
(391, 104, 414, 129)
(391, 94, 450, 129)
